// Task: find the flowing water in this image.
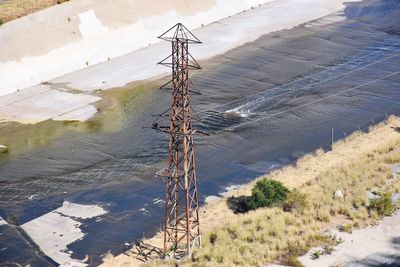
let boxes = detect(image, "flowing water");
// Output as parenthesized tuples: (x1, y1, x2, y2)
(1, 0, 400, 265)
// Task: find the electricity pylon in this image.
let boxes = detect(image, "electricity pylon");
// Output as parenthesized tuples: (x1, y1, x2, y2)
(152, 23, 202, 258)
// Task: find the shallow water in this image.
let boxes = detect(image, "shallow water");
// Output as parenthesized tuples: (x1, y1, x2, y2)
(1, 0, 400, 265)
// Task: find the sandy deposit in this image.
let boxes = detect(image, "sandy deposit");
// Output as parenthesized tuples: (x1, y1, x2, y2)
(299, 211, 400, 266)
(21, 201, 107, 266)
(100, 119, 400, 266)
(0, 0, 358, 123)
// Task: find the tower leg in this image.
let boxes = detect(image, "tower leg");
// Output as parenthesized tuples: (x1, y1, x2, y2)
(154, 23, 203, 258)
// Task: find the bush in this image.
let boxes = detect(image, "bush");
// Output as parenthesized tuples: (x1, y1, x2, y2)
(341, 224, 353, 234)
(248, 179, 289, 209)
(370, 193, 395, 216)
(209, 233, 217, 245)
(283, 189, 308, 212)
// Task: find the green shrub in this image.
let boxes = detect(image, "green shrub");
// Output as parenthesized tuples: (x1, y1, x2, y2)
(311, 250, 322, 260)
(370, 193, 395, 216)
(248, 179, 289, 209)
(209, 233, 217, 245)
(283, 189, 308, 212)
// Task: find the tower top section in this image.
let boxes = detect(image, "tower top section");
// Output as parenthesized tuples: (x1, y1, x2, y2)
(158, 23, 202, 44)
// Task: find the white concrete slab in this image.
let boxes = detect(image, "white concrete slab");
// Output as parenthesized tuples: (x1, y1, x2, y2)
(0, 216, 7, 226)
(0, 84, 51, 107)
(0, 87, 100, 123)
(56, 201, 107, 219)
(54, 105, 99, 122)
(21, 201, 107, 266)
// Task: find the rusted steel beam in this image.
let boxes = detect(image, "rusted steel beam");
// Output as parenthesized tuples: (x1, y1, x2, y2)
(153, 23, 202, 258)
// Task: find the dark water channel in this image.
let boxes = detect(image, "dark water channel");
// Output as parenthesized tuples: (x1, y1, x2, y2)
(1, 0, 400, 265)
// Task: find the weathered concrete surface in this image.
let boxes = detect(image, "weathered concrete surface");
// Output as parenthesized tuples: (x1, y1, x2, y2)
(0, 84, 100, 124)
(0, 0, 271, 96)
(0, 0, 356, 123)
(21, 201, 107, 266)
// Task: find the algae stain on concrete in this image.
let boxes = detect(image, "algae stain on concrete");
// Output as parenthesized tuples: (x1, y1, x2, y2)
(0, 120, 92, 157)
(0, 81, 160, 158)
(93, 80, 160, 128)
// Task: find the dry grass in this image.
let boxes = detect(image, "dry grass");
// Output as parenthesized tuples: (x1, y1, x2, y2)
(0, 0, 70, 24)
(182, 121, 400, 266)
(102, 116, 400, 267)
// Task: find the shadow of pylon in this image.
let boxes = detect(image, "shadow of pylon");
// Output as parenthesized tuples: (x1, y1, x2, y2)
(124, 241, 163, 263)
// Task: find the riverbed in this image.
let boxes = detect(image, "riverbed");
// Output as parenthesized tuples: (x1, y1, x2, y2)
(1, 0, 400, 265)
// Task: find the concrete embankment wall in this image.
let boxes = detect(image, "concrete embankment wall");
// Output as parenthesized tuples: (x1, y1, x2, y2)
(0, 0, 269, 96)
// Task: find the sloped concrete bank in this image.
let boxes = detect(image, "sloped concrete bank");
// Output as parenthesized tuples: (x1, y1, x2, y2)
(0, 0, 357, 123)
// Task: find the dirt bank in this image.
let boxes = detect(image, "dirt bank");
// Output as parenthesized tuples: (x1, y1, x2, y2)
(101, 116, 400, 266)
(0, 0, 70, 24)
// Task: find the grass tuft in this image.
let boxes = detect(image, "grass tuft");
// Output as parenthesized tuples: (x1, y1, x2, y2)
(139, 118, 400, 267)
(369, 193, 395, 216)
(186, 130, 400, 266)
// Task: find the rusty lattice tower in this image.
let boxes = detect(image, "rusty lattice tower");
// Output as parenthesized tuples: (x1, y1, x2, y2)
(152, 23, 202, 258)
